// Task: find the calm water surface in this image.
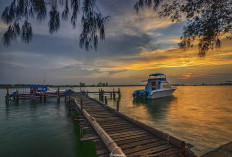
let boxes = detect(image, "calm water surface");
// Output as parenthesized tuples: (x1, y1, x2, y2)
(0, 86, 232, 156)
(83, 86, 232, 156)
(0, 89, 97, 157)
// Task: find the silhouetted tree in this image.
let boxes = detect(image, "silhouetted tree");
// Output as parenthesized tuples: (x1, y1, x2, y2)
(134, 0, 232, 56)
(1, 0, 109, 50)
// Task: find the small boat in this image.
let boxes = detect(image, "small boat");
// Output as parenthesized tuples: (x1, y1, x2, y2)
(133, 73, 176, 99)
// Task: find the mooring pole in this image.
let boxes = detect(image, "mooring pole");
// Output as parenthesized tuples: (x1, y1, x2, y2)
(57, 86, 60, 102)
(113, 88, 115, 100)
(40, 94, 42, 101)
(105, 96, 107, 105)
(118, 88, 121, 98)
(16, 90, 19, 103)
(116, 99, 119, 111)
(102, 90, 104, 101)
(5, 87, 9, 104)
(44, 93, 47, 102)
(99, 89, 101, 100)
(32, 89, 36, 102)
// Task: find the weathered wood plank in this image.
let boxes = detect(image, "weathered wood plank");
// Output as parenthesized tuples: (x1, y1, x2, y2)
(96, 149, 109, 155)
(81, 136, 100, 142)
(70, 95, 195, 157)
(117, 135, 155, 146)
(123, 140, 167, 154)
(120, 138, 161, 150)
(128, 144, 173, 156)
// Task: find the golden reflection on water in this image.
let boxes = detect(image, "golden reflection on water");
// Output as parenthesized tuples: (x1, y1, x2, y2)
(87, 86, 232, 156)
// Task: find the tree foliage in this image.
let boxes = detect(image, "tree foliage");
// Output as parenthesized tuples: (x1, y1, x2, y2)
(134, 0, 232, 56)
(1, 0, 109, 50)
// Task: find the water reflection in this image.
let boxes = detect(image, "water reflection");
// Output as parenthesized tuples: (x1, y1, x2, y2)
(133, 96, 177, 120)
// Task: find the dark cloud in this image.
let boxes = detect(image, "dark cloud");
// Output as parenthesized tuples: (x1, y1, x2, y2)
(1, 0, 230, 84)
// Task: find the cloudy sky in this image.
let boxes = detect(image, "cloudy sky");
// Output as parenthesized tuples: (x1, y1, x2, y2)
(0, 0, 232, 85)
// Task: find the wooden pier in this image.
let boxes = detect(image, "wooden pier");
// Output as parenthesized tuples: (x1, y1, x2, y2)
(68, 93, 196, 157)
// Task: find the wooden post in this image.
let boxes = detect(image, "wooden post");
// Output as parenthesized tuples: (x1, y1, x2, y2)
(116, 100, 119, 111)
(5, 87, 9, 103)
(32, 90, 36, 102)
(86, 91, 88, 97)
(118, 88, 121, 98)
(102, 90, 104, 101)
(99, 89, 101, 100)
(16, 91, 19, 103)
(65, 95, 67, 103)
(105, 96, 107, 105)
(44, 93, 47, 102)
(113, 88, 115, 100)
(110, 92, 112, 99)
(40, 94, 42, 101)
(57, 86, 60, 102)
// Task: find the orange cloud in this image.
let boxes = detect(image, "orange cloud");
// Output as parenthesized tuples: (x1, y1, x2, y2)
(180, 73, 207, 79)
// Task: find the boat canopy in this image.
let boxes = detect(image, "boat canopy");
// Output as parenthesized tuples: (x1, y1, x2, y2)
(149, 73, 165, 77)
(29, 85, 48, 93)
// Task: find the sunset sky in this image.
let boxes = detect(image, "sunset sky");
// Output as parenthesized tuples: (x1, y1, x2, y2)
(0, 0, 232, 85)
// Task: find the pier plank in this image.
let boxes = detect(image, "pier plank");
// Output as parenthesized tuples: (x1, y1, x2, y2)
(70, 94, 195, 157)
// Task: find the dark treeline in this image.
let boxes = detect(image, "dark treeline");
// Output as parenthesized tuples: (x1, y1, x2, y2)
(0, 83, 144, 88)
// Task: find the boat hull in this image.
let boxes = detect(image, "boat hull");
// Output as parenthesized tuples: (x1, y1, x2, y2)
(148, 89, 176, 99)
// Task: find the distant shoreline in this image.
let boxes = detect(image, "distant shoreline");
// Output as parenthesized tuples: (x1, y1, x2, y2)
(0, 84, 232, 89)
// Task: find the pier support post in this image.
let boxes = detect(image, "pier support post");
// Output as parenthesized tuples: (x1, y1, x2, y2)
(40, 94, 42, 101)
(116, 100, 119, 111)
(44, 93, 47, 102)
(99, 89, 101, 100)
(118, 88, 121, 98)
(57, 86, 60, 102)
(102, 90, 104, 101)
(5, 87, 9, 104)
(113, 88, 115, 100)
(16, 91, 19, 103)
(32, 90, 36, 102)
(105, 96, 107, 105)
(110, 92, 112, 99)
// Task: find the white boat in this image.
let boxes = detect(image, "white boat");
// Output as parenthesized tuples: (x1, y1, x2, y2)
(133, 73, 176, 99)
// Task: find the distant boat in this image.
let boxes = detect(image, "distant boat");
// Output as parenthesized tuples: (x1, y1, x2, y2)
(132, 73, 176, 99)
